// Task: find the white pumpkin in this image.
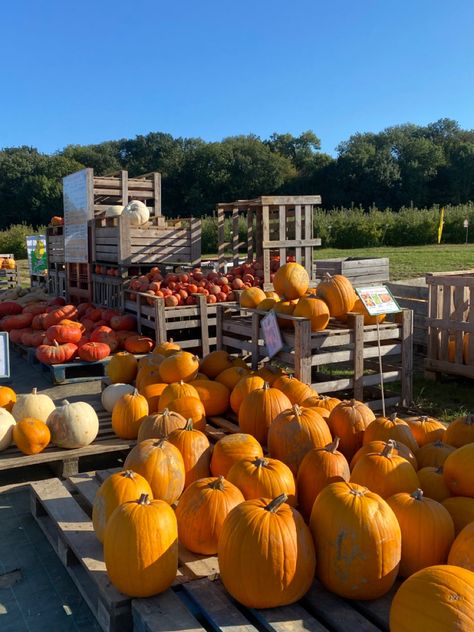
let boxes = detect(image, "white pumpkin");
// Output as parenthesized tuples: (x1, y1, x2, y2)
(12, 388, 55, 422)
(123, 200, 150, 226)
(101, 383, 135, 413)
(104, 205, 123, 218)
(0, 408, 15, 451)
(47, 400, 99, 448)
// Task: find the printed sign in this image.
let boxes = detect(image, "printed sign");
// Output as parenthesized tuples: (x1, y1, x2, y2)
(261, 310, 284, 358)
(355, 285, 401, 317)
(63, 168, 93, 263)
(0, 333, 10, 379)
(26, 235, 48, 276)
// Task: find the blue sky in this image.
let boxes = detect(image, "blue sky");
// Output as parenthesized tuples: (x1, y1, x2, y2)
(1, 0, 473, 156)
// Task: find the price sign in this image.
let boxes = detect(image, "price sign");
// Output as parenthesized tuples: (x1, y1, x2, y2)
(0, 333, 10, 379)
(261, 310, 284, 358)
(355, 286, 401, 317)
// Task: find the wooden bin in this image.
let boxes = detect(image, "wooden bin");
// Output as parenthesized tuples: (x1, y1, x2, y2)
(386, 281, 428, 350)
(66, 263, 92, 304)
(46, 225, 65, 264)
(0, 254, 19, 290)
(425, 270, 474, 379)
(124, 290, 237, 356)
(216, 305, 413, 410)
(48, 263, 67, 298)
(92, 273, 125, 310)
(316, 257, 389, 285)
(217, 196, 321, 288)
(91, 215, 202, 267)
(92, 169, 162, 217)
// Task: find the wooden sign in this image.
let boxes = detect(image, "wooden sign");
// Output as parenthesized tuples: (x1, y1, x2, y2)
(63, 168, 93, 263)
(261, 310, 284, 358)
(0, 333, 10, 379)
(356, 285, 401, 316)
(26, 234, 47, 276)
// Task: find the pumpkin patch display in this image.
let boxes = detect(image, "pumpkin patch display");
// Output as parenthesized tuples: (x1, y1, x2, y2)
(46, 400, 99, 448)
(227, 456, 296, 506)
(111, 389, 148, 439)
(386, 489, 455, 577)
(13, 418, 51, 455)
(104, 493, 178, 597)
(389, 565, 474, 632)
(175, 476, 245, 555)
(92, 469, 153, 543)
(310, 481, 401, 599)
(218, 494, 316, 608)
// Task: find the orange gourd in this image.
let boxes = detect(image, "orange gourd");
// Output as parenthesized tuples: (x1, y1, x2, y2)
(137, 409, 186, 442)
(199, 350, 233, 378)
(167, 397, 206, 431)
(13, 417, 50, 455)
(168, 419, 211, 488)
(316, 273, 356, 319)
(210, 433, 264, 477)
(111, 389, 148, 439)
(293, 296, 330, 331)
(272, 375, 318, 405)
(158, 352, 199, 383)
(230, 375, 265, 414)
(238, 383, 291, 445)
(363, 413, 418, 453)
(227, 456, 296, 506)
(106, 351, 138, 384)
(190, 380, 230, 416)
(327, 399, 375, 460)
(158, 381, 199, 410)
(273, 262, 309, 300)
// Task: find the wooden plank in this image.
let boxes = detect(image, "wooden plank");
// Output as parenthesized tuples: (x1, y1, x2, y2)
(198, 293, 210, 357)
(351, 313, 364, 401)
(262, 239, 321, 248)
(279, 205, 286, 264)
(250, 602, 330, 632)
(132, 590, 204, 632)
(352, 583, 398, 632)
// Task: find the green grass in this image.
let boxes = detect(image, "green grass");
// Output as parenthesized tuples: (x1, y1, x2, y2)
(409, 376, 474, 423)
(315, 244, 474, 280)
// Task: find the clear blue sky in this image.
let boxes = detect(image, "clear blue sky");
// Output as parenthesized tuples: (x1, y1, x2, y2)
(1, 0, 473, 156)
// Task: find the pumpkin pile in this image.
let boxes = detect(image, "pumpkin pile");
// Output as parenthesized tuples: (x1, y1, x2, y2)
(0, 295, 150, 365)
(91, 345, 474, 617)
(0, 386, 99, 455)
(239, 263, 384, 332)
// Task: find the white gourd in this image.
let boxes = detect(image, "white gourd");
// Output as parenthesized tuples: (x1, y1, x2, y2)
(47, 400, 99, 448)
(123, 200, 150, 226)
(101, 383, 135, 413)
(0, 408, 15, 451)
(12, 387, 55, 422)
(104, 205, 123, 218)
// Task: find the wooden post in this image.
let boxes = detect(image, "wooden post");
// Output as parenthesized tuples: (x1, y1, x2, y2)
(153, 172, 161, 216)
(295, 204, 302, 265)
(196, 294, 210, 357)
(399, 309, 413, 406)
(217, 207, 226, 272)
(118, 214, 131, 265)
(154, 297, 167, 343)
(347, 313, 364, 401)
(190, 218, 202, 267)
(279, 204, 286, 264)
(262, 205, 271, 289)
(121, 170, 128, 206)
(232, 207, 240, 268)
(216, 305, 224, 351)
(294, 319, 312, 384)
(304, 204, 313, 280)
(247, 209, 254, 261)
(251, 313, 260, 370)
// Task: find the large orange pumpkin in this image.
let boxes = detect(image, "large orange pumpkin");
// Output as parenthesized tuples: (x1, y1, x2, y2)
(168, 419, 211, 488)
(350, 439, 418, 471)
(106, 351, 138, 384)
(316, 274, 356, 319)
(272, 375, 318, 405)
(158, 352, 199, 383)
(293, 296, 330, 331)
(310, 481, 401, 599)
(442, 497, 474, 535)
(416, 466, 451, 503)
(448, 521, 474, 572)
(415, 440, 455, 468)
(175, 476, 245, 555)
(405, 415, 446, 447)
(443, 443, 474, 497)
(189, 380, 230, 416)
(273, 262, 309, 300)
(230, 375, 265, 414)
(13, 418, 50, 455)
(274, 300, 296, 328)
(444, 414, 474, 447)
(199, 350, 233, 379)
(140, 382, 168, 413)
(227, 456, 296, 506)
(158, 381, 199, 410)
(111, 389, 148, 439)
(215, 366, 249, 391)
(327, 399, 375, 460)
(239, 287, 267, 308)
(136, 366, 163, 393)
(137, 409, 186, 442)
(267, 403, 332, 475)
(210, 433, 264, 477)
(363, 413, 418, 453)
(238, 383, 291, 445)
(167, 397, 206, 432)
(218, 494, 316, 608)
(153, 339, 181, 356)
(256, 364, 285, 386)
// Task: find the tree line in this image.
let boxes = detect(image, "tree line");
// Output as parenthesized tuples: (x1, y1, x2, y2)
(1, 118, 473, 230)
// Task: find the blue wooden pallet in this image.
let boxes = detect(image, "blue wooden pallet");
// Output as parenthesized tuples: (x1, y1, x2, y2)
(10, 341, 38, 365)
(37, 356, 113, 385)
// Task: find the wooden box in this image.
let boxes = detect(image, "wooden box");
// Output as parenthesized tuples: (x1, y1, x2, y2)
(48, 263, 67, 298)
(217, 196, 321, 288)
(46, 225, 65, 264)
(124, 290, 237, 356)
(91, 215, 202, 267)
(0, 254, 19, 290)
(386, 281, 428, 349)
(216, 305, 413, 410)
(92, 273, 125, 310)
(93, 170, 162, 217)
(315, 257, 389, 285)
(67, 263, 92, 304)
(425, 270, 474, 379)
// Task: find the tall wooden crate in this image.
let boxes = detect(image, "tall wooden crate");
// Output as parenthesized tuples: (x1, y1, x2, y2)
(217, 196, 321, 289)
(92, 170, 162, 217)
(425, 270, 474, 379)
(0, 254, 19, 290)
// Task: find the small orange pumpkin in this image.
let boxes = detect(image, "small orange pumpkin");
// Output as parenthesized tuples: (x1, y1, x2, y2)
(13, 417, 50, 455)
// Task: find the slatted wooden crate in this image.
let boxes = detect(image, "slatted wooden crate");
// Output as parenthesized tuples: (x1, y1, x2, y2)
(386, 281, 428, 349)
(0, 253, 19, 290)
(315, 257, 389, 285)
(67, 262, 93, 303)
(93, 170, 162, 218)
(91, 215, 201, 267)
(92, 273, 125, 310)
(48, 262, 67, 298)
(216, 305, 413, 410)
(30, 471, 394, 632)
(425, 270, 474, 379)
(124, 289, 237, 356)
(217, 196, 321, 289)
(46, 224, 65, 263)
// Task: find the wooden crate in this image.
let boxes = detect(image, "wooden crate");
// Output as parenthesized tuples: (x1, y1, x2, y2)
(48, 262, 67, 298)
(92, 273, 125, 310)
(46, 225, 65, 263)
(91, 215, 201, 266)
(0, 253, 19, 290)
(124, 290, 237, 356)
(386, 281, 428, 349)
(425, 270, 474, 379)
(316, 257, 389, 285)
(217, 196, 322, 288)
(93, 170, 162, 218)
(67, 262, 93, 303)
(30, 469, 394, 632)
(216, 305, 413, 410)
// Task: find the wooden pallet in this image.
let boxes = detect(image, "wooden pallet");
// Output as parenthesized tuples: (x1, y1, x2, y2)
(315, 257, 389, 285)
(30, 473, 394, 632)
(36, 355, 115, 385)
(0, 402, 134, 477)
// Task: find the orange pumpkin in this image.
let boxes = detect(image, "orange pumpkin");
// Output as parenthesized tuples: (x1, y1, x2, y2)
(238, 383, 292, 445)
(230, 375, 265, 414)
(351, 440, 418, 471)
(137, 409, 186, 442)
(415, 440, 455, 468)
(274, 300, 296, 328)
(240, 287, 267, 308)
(272, 375, 318, 405)
(256, 364, 285, 385)
(273, 262, 309, 300)
(158, 381, 199, 410)
(327, 399, 375, 460)
(199, 350, 233, 379)
(444, 414, 474, 447)
(168, 419, 211, 487)
(0, 386, 16, 412)
(140, 382, 168, 413)
(136, 366, 163, 393)
(210, 433, 264, 477)
(227, 456, 296, 506)
(215, 366, 249, 391)
(293, 296, 330, 331)
(166, 397, 206, 432)
(111, 389, 148, 439)
(417, 466, 451, 503)
(13, 418, 50, 455)
(190, 380, 230, 416)
(153, 339, 181, 356)
(405, 415, 446, 447)
(124, 335, 154, 354)
(363, 413, 418, 453)
(316, 273, 356, 319)
(106, 351, 138, 384)
(158, 352, 199, 383)
(348, 297, 386, 325)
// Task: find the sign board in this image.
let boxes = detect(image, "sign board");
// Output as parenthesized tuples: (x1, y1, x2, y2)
(0, 333, 10, 379)
(261, 310, 284, 358)
(63, 168, 93, 263)
(464, 219, 469, 229)
(26, 235, 47, 276)
(355, 285, 401, 317)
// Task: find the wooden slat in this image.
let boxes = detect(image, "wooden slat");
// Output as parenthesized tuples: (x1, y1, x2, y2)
(133, 590, 204, 632)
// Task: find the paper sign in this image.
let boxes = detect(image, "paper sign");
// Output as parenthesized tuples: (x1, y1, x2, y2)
(261, 310, 284, 358)
(63, 168, 93, 263)
(355, 286, 401, 316)
(26, 235, 48, 276)
(0, 333, 10, 379)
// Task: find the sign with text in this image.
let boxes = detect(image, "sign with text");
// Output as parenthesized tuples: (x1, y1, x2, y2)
(261, 310, 284, 358)
(63, 168, 93, 263)
(0, 333, 10, 379)
(355, 285, 401, 316)
(26, 234, 47, 276)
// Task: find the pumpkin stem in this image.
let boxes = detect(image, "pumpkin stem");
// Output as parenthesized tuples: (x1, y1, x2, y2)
(435, 466, 443, 475)
(32, 387, 37, 395)
(137, 493, 150, 505)
(209, 476, 225, 490)
(419, 415, 428, 422)
(350, 398, 356, 406)
(389, 413, 398, 422)
(381, 440, 395, 458)
(263, 382, 270, 391)
(133, 388, 139, 396)
(184, 418, 194, 431)
(254, 457, 269, 467)
(326, 437, 340, 453)
(61, 399, 70, 406)
(292, 403, 302, 416)
(411, 488, 424, 501)
(121, 470, 136, 479)
(265, 493, 288, 512)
